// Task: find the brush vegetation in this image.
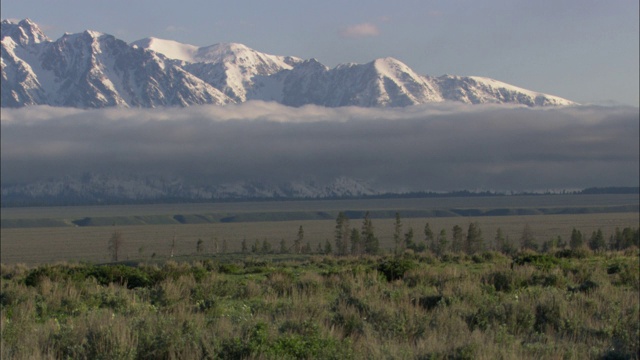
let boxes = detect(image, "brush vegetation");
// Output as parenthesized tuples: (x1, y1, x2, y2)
(2, 246, 639, 359)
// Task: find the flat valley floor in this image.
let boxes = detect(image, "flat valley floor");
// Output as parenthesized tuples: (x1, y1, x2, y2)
(1, 194, 638, 264)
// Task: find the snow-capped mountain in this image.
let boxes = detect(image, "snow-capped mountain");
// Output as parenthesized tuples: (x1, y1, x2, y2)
(249, 57, 445, 107)
(1, 173, 379, 206)
(131, 38, 302, 102)
(1, 19, 576, 108)
(2, 19, 232, 108)
(433, 75, 572, 106)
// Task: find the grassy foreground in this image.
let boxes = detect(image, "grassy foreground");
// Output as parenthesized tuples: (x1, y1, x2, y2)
(1, 250, 639, 359)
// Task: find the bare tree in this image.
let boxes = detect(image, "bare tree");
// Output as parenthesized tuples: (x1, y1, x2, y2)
(108, 230, 124, 262)
(170, 232, 176, 257)
(212, 237, 219, 254)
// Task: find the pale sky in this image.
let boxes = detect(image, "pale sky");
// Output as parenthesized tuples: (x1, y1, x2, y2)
(2, 0, 638, 106)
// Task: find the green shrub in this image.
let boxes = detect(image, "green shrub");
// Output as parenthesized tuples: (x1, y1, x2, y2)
(568, 279, 598, 293)
(483, 271, 515, 292)
(218, 263, 242, 274)
(87, 265, 153, 289)
(413, 295, 449, 311)
(512, 253, 560, 269)
(377, 257, 417, 281)
(534, 302, 562, 333)
(555, 248, 589, 259)
(419, 343, 478, 360)
(528, 273, 565, 288)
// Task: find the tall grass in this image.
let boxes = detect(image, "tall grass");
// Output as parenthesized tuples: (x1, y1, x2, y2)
(1, 250, 639, 359)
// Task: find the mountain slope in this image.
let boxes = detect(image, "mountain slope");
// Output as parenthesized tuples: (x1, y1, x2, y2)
(2, 19, 576, 108)
(132, 38, 303, 102)
(1, 20, 233, 108)
(434, 75, 573, 106)
(250, 57, 444, 107)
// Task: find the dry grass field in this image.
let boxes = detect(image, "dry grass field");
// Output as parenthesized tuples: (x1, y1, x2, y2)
(1, 195, 638, 264)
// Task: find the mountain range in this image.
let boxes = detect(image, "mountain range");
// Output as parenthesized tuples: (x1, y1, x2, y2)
(2, 19, 575, 109)
(1, 173, 379, 206)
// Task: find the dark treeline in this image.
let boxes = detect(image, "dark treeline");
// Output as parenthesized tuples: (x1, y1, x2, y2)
(182, 212, 640, 259)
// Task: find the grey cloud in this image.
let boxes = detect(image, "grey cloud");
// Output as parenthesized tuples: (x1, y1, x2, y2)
(1, 102, 638, 192)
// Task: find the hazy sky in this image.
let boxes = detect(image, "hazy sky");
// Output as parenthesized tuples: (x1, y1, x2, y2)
(2, 0, 638, 106)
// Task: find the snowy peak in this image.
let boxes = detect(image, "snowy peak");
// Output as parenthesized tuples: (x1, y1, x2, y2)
(435, 75, 575, 106)
(1, 18, 50, 46)
(133, 37, 303, 102)
(371, 57, 413, 75)
(131, 37, 199, 62)
(133, 37, 302, 69)
(368, 57, 443, 105)
(193, 42, 302, 69)
(267, 56, 444, 107)
(2, 19, 577, 108)
(1, 22, 233, 108)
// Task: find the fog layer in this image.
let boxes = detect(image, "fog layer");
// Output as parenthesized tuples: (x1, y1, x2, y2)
(2, 102, 638, 192)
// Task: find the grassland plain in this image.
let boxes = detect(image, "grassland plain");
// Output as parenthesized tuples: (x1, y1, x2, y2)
(1, 196, 639, 358)
(1, 194, 639, 264)
(1, 213, 639, 265)
(1, 251, 638, 359)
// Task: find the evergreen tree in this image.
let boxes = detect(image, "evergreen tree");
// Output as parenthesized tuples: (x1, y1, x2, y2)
(570, 228, 584, 250)
(350, 228, 362, 255)
(556, 235, 567, 249)
(610, 227, 623, 250)
(261, 239, 272, 254)
(279, 238, 288, 254)
(495, 228, 516, 255)
(361, 212, 379, 254)
(241, 238, 248, 253)
(614, 227, 640, 250)
(393, 212, 403, 254)
(404, 227, 415, 251)
(494, 227, 506, 252)
(435, 229, 448, 256)
(520, 224, 537, 251)
(588, 229, 606, 252)
(251, 239, 260, 253)
(424, 222, 434, 246)
(294, 226, 304, 254)
(465, 222, 484, 255)
(196, 238, 204, 254)
(334, 212, 350, 255)
(542, 236, 563, 253)
(451, 225, 464, 253)
(324, 240, 332, 255)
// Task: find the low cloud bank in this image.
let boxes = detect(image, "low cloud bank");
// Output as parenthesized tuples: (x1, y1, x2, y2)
(1, 102, 638, 192)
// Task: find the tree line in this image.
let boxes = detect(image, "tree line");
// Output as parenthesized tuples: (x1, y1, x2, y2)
(108, 212, 640, 260)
